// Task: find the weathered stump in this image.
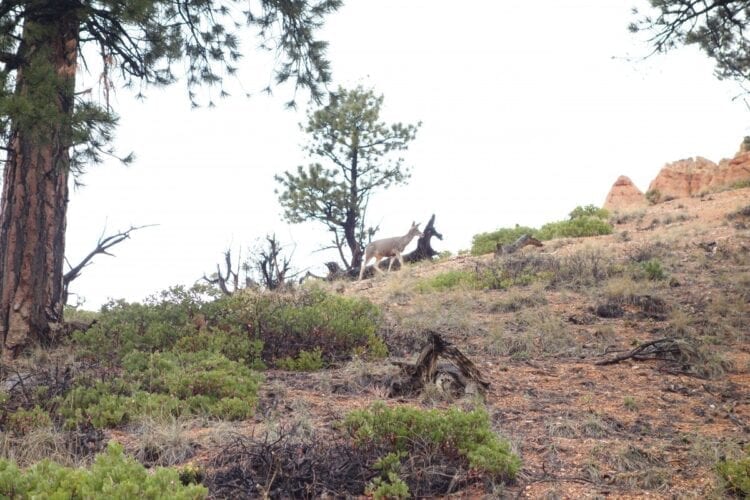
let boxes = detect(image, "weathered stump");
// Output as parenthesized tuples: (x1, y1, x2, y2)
(389, 331, 489, 397)
(404, 214, 443, 263)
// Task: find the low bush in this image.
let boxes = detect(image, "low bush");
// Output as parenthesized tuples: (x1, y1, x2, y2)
(5, 406, 52, 436)
(73, 285, 218, 364)
(471, 226, 538, 256)
(0, 442, 206, 498)
(343, 403, 520, 480)
(470, 205, 613, 255)
(223, 287, 384, 363)
(367, 452, 410, 499)
(645, 189, 661, 204)
(639, 259, 667, 281)
(74, 284, 384, 368)
(569, 204, 609, 220)
(276, 348, 325, 371)
(537, 216, 612, 240)
(59, 351, 261, 428)
(415, 270, 478, 292)
(716, 447, 750, 496)
(476, 254, 555, 290)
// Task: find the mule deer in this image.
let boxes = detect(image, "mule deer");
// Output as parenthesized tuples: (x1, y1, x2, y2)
(358, 222, 422, 280)
(495, 234, 543, 256)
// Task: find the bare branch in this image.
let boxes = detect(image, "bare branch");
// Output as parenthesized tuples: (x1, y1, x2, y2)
(63, 224, 157, 303)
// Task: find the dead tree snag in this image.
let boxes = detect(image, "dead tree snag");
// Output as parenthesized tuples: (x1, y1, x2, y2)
(404, 214, 443, 263)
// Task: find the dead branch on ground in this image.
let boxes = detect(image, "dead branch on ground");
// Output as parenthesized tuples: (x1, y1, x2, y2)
(595, 338, 690, 366)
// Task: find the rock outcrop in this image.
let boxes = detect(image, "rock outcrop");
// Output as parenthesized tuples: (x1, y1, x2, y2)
(605, 138, 750, 207)
(647, 156, 718, 200)
(712, 152, 750, 191)
(603, 175, 647, 212)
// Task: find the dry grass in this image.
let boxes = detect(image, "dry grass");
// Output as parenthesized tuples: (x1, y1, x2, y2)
(127, 416, 202, 467)
(0, 425, 97, 468)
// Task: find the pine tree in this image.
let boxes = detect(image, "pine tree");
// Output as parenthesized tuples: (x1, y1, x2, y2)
(0, 0, 340, 361)
(275, 86, 420, 271)
(631, 1, 750, 85)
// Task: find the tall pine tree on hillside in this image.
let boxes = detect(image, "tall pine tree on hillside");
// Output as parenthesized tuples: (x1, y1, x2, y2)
(275, 86, 420, 271)
(0, 0, 340, 361)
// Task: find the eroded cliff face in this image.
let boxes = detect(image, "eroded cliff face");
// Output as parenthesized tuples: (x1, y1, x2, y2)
(603, 175, 647, 212)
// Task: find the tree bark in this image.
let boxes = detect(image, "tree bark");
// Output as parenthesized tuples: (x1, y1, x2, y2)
(343, 140, 362, 270)
(0, 11, 78, 362)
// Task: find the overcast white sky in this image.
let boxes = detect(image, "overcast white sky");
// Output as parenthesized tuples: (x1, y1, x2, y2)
(64, 0, 749, 308)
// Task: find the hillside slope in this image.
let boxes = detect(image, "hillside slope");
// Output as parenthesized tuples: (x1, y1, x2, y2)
(307, 186, 750, 497)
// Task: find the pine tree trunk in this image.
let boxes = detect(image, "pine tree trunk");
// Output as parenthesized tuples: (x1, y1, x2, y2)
(344, 143, 362, 270)
(0, 11, 78, 362)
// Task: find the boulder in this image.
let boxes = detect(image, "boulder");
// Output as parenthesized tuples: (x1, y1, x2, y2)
(603, 175, 647, 211)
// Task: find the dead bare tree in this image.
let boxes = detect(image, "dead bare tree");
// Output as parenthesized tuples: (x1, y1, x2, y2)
(255, 234, 293, 290)
(63, 224, 156, 305)
(204, 235, 295, 294)
(404, 214, 444, 263)
(202, 249, 253, 296)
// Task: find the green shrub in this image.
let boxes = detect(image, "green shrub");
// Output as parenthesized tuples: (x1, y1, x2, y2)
(225, 287, 383, 363)
(59, 351, 261, 428)
(537, 216, 612, 239)
(367, 474, 410, 499)
(366, 451, 410, 499)
(470, 206, 612, 255)
(74, 284, 382, 368)
(471, 226, 538, 256)
(74, 285, 217, 363)
(640, 259, 667, 281)
(716, 447, 750, 496)
(344, 403, 520, 480)
(0, 442, 206, 498)
(569, 204, 609, 220)
(5, 406, 52, 436)
(645, 189, 661, 204)
(416, 269, 478, 292)
(476, 255, 554, 290)
(276, 348, 325, 371)
(173, 326, 265, 369)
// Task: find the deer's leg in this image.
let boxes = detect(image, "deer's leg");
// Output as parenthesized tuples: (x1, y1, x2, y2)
(387, 254, 396, 272)
(396, 252, 405, 271)
(374, 257, 386, 274)
(359, 255, 371, 280)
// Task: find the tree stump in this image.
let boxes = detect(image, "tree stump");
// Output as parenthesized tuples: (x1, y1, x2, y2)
(389, 331, 489, 397)
(404, 214, 443, 263)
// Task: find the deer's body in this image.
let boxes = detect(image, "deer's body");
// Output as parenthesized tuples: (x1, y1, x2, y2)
(359, 222, 422, 280)
(495, 234, 543, 256)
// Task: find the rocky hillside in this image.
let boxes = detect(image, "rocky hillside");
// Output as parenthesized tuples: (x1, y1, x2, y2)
(325, 185, 750, 497)
(605, 139, 750, 211)
(1, 187, 748, 498)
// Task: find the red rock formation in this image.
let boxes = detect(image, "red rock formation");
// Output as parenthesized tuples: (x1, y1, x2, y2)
(710, 152, 750, 191)
(609, 139, 750, 206)
(603, 175, 647, 211)
(647, 156, 718, 200)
